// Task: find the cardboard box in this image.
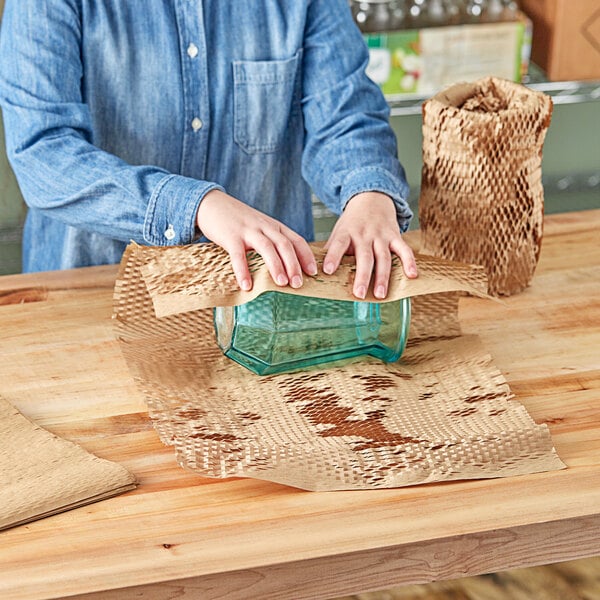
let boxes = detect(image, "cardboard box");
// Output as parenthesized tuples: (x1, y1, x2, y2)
(364, 14, 531, 99)
(519, 0, 600, 81)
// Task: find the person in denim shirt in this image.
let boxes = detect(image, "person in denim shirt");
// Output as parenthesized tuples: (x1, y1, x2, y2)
(0, 0, 417, 299)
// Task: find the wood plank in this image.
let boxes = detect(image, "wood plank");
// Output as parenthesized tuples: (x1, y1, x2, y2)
(0, 263, 117, 293)
(61, 515, 600, 600)
(342, 557, 600, 600)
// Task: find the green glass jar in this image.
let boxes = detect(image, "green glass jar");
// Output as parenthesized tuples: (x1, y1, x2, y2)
(214, 292, 411, 375)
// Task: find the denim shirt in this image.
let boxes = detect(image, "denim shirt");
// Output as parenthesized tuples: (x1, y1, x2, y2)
(0, 0, 411, 272)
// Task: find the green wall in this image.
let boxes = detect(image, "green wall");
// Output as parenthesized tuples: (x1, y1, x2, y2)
(0, 111, 26, 275)
(0, 0, 27, 274)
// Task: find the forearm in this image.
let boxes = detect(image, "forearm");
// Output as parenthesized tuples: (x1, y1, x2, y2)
(302, 79, 412, 230)
(300, 0, 412, 230)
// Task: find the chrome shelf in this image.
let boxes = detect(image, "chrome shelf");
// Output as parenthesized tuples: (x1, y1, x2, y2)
(387, 65, 600, 116)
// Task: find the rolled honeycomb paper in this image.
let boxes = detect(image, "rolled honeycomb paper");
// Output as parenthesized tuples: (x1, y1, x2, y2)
(419, 77, 553, 296)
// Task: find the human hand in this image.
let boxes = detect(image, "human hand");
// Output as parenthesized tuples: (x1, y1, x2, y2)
(196, 190, 317, 291)
(324, 192, 418, 299)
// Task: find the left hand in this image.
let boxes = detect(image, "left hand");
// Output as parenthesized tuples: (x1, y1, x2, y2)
(323, 192, 418, 299)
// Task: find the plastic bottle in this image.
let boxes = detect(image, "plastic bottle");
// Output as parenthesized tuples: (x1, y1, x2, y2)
(464, 0, 484, 23)
(425, 0, 447, 27)
(501, 0, 519, 21)
(482, 0, 504, 22)
(443, 0, 462, 25)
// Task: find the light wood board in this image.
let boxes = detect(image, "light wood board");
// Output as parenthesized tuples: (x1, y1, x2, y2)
(0, 210, 599, 600)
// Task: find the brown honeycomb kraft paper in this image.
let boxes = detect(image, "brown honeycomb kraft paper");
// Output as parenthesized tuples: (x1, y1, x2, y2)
(0, 397, 137, 531)
(137, 242, 491, 316)
(419, 77, 553, 297)
(112, 242, 564, 491)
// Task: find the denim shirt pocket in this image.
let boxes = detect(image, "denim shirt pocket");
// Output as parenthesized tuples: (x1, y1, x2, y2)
(233, 50, 302, 154)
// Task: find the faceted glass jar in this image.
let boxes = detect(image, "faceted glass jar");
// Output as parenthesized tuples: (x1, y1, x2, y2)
(214, 292, 411, 375)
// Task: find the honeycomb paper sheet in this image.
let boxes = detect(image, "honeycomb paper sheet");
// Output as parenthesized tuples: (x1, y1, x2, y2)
(419, 77, 553, 296)
(113, 243, 565, 491)
(0, 397, 137, 531)
(139, 243, 491, 317)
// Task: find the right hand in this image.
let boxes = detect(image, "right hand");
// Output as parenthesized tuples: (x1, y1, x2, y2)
(196, 190, 317, 292)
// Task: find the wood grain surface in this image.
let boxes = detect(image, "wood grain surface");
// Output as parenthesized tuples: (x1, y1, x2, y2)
(337, 556, 600, 599)
(0, 210, 599, 600)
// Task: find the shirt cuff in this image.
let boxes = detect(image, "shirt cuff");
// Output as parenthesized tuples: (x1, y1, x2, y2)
(143, 174, 225, 246)
(340, 166, 413, 233)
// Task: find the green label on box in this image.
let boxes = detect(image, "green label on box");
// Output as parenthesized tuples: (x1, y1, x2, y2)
(364, 20, 528, 97)
(364, 31, 421, 95)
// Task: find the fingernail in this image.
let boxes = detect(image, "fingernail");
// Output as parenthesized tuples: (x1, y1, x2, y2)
(375, 285, 386, 299)
(308, 263, 318, 276)
(408, 267, 418, 277)
(291, 275, 303, 289)
(276, 274, 288, 286)
(241, 279, 251, 291)
(323, 262, 335, 275)
(355, 285, 367, 299)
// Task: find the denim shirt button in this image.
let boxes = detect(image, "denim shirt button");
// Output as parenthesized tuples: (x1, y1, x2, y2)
(187, 43, 199, 59)
(164, 224, 176, 241)
(191, 117, 203, 131)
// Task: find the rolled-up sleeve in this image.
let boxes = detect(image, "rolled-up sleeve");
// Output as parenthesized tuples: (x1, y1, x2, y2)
(144, 175, 224, 246)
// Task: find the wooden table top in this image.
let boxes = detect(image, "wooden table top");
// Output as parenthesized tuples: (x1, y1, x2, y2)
(1, 210, 599, 600)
